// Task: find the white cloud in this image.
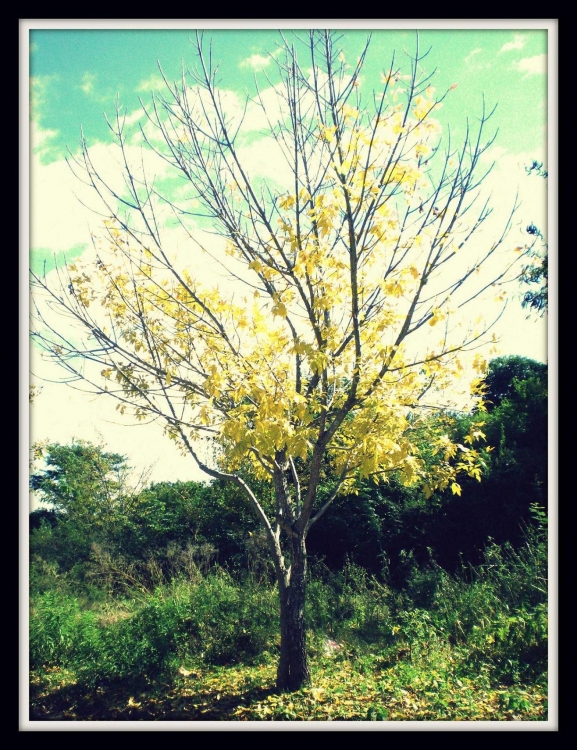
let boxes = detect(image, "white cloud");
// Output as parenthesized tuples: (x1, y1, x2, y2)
(240, 53, 272, 72)
(136, 74, 164, 92)
(439, 144, 549, 362)
(30, 121, 59, 161)
(241, 82, 290, 133)
(237, 136, 295, 190)
(481, 145, 547, 230)
(31, 147, 94, 253)
(30, 135, 171, 255)
(464, 48, 482, 64)
(463, 47, 491, 71)
(79, 72, 120, 105)
(30, 74, 59, 119)
(239, 47, 283, 73)
(500, 34, 527, 53)
(80, 72, 97, 95)
(511, 54, 547, 77)
(123, 108, 145, 127)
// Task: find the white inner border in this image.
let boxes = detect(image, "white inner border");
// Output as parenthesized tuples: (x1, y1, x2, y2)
(20, 17, 558, 732)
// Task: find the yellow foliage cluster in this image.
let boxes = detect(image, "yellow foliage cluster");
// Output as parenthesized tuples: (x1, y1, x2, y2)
(53, 40, 502, 502)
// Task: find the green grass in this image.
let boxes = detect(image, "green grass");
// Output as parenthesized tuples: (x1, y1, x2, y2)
(29, 522, 547, 721)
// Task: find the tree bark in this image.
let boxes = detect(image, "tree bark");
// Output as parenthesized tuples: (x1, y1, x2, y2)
(276, 534, 311, 692)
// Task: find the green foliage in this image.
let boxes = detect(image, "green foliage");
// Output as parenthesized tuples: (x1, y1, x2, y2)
(521, 249, 547, 315)
(29, 591, 101, 669)
(307, 479, 421, 571)
(29, 454, 267, 594)
(30, 441, 138, 577)
(305, 356, 547, 578)
(383, 357, 548, 573)
(520, 161, 548, 315)
(30, 514, 547, 719)
(482, 355, 547, 411)
(30, 570, 279, 689)
(75, 589, 189, 684)
(127, 479, 262, 566)
(30, 512, 93, 581)
(30, 440, 130, 519)
(402, 513, 547, 682)
(29, 508, 61, 531)
(305, 561, 392, 643)
(179, 572, 278, 665)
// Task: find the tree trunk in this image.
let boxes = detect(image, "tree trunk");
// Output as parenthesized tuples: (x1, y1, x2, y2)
(276, 535, 311, 692)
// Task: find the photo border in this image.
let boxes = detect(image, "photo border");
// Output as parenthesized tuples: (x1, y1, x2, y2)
(20, 17, 558, 732)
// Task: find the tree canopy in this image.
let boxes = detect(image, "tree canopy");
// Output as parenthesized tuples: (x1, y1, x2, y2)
(30, 440, 130, 524)
(482, 355, 547, 410)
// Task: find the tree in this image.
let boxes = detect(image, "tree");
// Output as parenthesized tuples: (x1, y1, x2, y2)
(482, 355, 547, 410)
(30, 441, 130, 522)
(123, 478, 261, 565)
(519, 161, 548, 315)
(31, 31, 530, 691)
(29, 441, 137, 573)
(309, 357, 548, 578)
(29, 507, 61, 532)
(423, 356, 548, 566)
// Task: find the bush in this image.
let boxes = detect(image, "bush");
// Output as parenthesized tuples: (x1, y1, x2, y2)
(29, 511, 547, 695)
(179, 571, 278, 664)
(29, 591, 101, 669)
(400, 513, 547, 681)
(30, 570, 280, 687)
(305, 561, 391, 644)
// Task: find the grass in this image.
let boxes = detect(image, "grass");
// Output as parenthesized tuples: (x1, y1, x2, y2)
(29, 522, 548, 722)
(30, 645, 547, 721)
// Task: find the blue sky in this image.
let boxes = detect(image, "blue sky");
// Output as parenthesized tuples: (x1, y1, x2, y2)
(30, 27, 547, 164)
(26, 21, 552, 492)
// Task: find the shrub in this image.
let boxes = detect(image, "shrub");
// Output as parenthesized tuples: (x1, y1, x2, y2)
(29, 591, 100, 669)
(180, 571, 278, 664)
(31, 571, 280, 687)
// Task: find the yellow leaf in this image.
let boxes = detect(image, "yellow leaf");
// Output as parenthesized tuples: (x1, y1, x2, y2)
(248, 259, 263, 272)
(272, 302, 287, 318)
(279, 194, 296, 210)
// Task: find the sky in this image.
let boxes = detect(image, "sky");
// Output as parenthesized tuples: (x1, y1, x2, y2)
(24, 21, 553, 504)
